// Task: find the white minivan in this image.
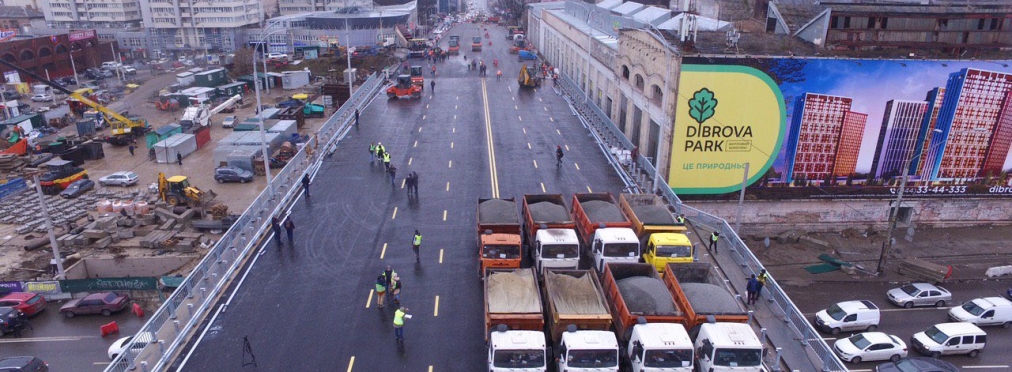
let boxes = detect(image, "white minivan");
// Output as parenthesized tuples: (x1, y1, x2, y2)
(948, 297, 1012, 328)
(814, 300, 881, 335)
(911, 322, 986, 358)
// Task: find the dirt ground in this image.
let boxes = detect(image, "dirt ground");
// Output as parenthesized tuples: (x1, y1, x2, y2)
(0, 65, 331, 282)
(747, 224, 1012, 286)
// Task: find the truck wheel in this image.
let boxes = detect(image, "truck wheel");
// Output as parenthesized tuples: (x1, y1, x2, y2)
(968, 350, 979, 358)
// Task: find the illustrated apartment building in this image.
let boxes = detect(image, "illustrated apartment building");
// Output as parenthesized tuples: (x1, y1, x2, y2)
(785, 93, 868, 184)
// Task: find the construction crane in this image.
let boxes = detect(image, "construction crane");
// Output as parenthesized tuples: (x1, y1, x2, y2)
(0, 58, 149, 146)
(179, 94, 242, 129)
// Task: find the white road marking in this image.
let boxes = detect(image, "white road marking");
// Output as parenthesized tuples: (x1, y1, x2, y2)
(0, 336, 97, 343)
(963, 366, 1010, 369)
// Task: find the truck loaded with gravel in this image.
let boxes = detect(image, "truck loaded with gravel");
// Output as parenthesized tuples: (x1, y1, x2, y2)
(664, 263, 749, 329)
(477, 198, 522, 275)
(619, 193, 693, 271)
(521, 194, 579, 273)
(570, 193, 640, 272)
(543, 269, 620, 372)
(601, 262, 685, 342)
(484, 268, 548, 372)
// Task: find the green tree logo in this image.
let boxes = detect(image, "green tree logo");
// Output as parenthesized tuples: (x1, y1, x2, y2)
(688, 88, 718, 124)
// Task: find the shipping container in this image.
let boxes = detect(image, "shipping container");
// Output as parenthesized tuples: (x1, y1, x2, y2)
(145, 123, 182, 149)
(153, 133, 197, 163)
(194, 68, 228, 88)
(176, 72, 195, 86)
(268, 120, 297, 139)
(227, 147, 262, 173)
(281, 70, 311, 90)
(76, 120, 95, 137)
(216, 82, 248, 97)
(192, 125, 211, 149)
(212, 144, 261, 169)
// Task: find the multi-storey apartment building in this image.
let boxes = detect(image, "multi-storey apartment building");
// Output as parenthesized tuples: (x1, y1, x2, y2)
(835, 111, 868, 178)
(39, 0, 141, 29)
(140, 0, 262, 54)
(871, 100, 929, 178)
(0, 5, 43, 30)
(911, 88, 946, 178)
(922, 68, 1012, 181)
(785, 93, 860, 183)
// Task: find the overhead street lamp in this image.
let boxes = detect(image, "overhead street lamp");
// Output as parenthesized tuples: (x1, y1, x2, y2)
(252, 25, 286, 195)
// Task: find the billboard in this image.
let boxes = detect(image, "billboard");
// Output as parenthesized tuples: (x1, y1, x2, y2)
(671, 57, 1012, 198)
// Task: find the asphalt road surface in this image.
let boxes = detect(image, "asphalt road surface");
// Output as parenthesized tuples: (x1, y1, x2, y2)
(786, 280, 1012, 371)
(0, 302, 146, 372)
(172, 22, 626, 372)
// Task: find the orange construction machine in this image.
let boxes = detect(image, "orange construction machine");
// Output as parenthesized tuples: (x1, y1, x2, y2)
(386, 75, 422, 99)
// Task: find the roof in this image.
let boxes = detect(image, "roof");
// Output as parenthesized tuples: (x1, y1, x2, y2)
(537, 229, 579, 242)
(611, 1, 646, 16)
(974, 297, 1012, 307)
(652, 233, 692, 246)
(770, 0, 828, 34)
(597, 0, 622, 10)
(855, 332, 892, 343)
(699, 322, 762, 347)
(837, 300, 878, 311)
(637, 323, 692, 348)
(0, 6, 43, 19)
(932, 322, 984, 335)
(167, 175, 188, 182)
(595, 227, 639, 241)
(631, 6, 669, 26)
(489, 330, 546, 349)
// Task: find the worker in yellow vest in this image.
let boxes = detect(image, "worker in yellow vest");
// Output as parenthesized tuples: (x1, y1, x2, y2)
(393, 307, 410, 341)
(383, 151, 391, 170)
(709, 231, 719, 254)
(412, 230, 422, 262)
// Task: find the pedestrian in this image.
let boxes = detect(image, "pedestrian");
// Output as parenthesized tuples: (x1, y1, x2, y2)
(383, 151, 391, 170)
(756, 269, 769, 300)
(430, 80, 435, 92)
(388, 165, 397, 186)
(709, 231, 719, 253)
(556, 145, 564, 166)
(375, 274, 387, 308)
(496, 70, 502, 81)
(128, 144, 135, 156)
(302, 174, 311, 197)
(271, 217, 282, 248)
(412, 230, 422, 262)
(284, 218, 295, 246)
(393, 307, 410, 341)
(405, 172, 415, 195)
(176, 153, 183, 165)
(431, 65, 436, 76)
(375, 142, 385, 160)
(369, 142, 377, 162)
(355, 109, 360, 128)
(384, 265, 396, 289)
(676, 214, 686, 225)
(390, 273, 402, 307)
(746, 274, 759, 306)
(409, 172, 419, 195)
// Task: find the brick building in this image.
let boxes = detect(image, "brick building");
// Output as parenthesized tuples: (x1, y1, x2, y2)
(0, 31, 115, 84)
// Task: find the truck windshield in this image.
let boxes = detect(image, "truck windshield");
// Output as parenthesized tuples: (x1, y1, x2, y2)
(826, 304, 847, 321)
(567, 349, 618, 368)
(712, 348, 762, 367)
(482, 244, 520, 259)
(655, 245, 692, 258)
(644, 349, 693, 368)
(961, 301, 985, 316)
(604, 243, 639, 257)
(543, 244, 578, 258)
(493, 349, 546, 368)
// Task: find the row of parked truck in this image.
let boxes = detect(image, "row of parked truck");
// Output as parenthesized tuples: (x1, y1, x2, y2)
(476, 193, 696, 276)
(477, 193, 765, 372)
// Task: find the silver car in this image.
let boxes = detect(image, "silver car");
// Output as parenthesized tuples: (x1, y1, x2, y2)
(887, 283, 951, 308)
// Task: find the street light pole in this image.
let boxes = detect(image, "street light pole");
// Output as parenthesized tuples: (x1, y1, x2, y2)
(346, 16, 353, 98)
(252, 28, 284, 195)
(735, 162, 750, 233)
(32, 174, 65, 279)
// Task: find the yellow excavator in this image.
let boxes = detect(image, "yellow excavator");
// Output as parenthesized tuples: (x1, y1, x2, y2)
(518, 63, 542, 88)
(0, 58, 148, 145)
(157, 172, 216, 207)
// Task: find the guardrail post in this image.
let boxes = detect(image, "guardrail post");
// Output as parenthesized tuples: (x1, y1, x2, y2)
(201, 287, 207, 300)
(760, 327, 767, 343)
(173, 320, 180, 335)
(167, 300, 177, 320)
(139, 361, 148, 372)
(772, 347, 783, 372)
(747, 310, 754, 325)
(157, 339, 165, 356)
(187, 303, 194, 319)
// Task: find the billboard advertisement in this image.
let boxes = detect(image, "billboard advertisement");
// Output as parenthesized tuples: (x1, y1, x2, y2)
(671, 57, 1012, 198)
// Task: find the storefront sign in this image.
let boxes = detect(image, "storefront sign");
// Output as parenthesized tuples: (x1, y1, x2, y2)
(68, 29, 96, 42)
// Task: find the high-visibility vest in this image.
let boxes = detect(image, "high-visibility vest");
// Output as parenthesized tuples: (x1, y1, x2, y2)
(383, 153, 391, 163)
(711, 233, 719, 242)
(394, 309, 406, 326)
(676, 216, 685, 224)
(376, 145, 385, 155)
(413, 234, 422, 246)
(370, 144, 376, 152)
(757, 272, 768, 284)
(375, 281, 386, 292)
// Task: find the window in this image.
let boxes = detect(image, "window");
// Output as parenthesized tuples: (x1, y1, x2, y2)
(880, 17, 887, 29)
(634, 74, 644, 91)
(866, 17, 875, 29)
(632, 106, 643, 146)
(648, 120, 659, 165)
(621, 65, 629, 79)
(843, 16, 851, 28)
(651, 84, 662, 104)
(978, 18, 985, 30)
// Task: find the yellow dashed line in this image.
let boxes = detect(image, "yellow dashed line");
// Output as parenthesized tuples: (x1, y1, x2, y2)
(518, 116, 522, 121)
(522, 128, 527, 134)
(543, 107, 547, 111)
(456, 96, 459, 100)
(365, 290, 374, 308)
(413, 140, 418, 148)
(446, 182, 450, 191)
(556, 129, 561, 135)
(347, 357, 355, 372)
(418, 126, 423, 133)
(453, 127, 456, 133)
(380, 243, 388, 259)
(434, 296, 440, 316)
(439, 249, 444, 264)
(448, 160, 452, 168)
(540, 182, 546, 193)
(428, 366, 433, 372)
(550, 117, 554, 122)
(538, 97, 543, 102)
(565, 145, 570, 151)
(575, 163, 580, 170)
(422, 115, 426, 120)
(425, 104, 429, 109)
(455, 105, 458, 110)
(451, 142, 454, 149)
(533, 160, 538, 168)
(391, 207, 398, 219)
(527, 143, 531, 149)
(453, 115, 457, 120)
(514, 105, 518, 110)
(443, 210, 447, 221)
(587, 186, 593, 192)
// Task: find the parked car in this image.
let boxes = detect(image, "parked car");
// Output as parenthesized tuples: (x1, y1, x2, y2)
(1, 91, 22, 100)
(101, 61, 122, 69)
(59, 292, 129, 317)
(99, 171, 139, 187)
(120, 66, 137, 76)
(60, 179, 95, 199)
(815, 300, 881, 335)
(0, 293, 47, 317)
(267, 53, 289, 61)
(30, 94, 53, 102)
(83, 70, 103, 80)
(221, 115, 238, 128)
(214, 166, 254, 183)
(887, 283, 952, 308)
(107, 332, 154, 360)
(910, 322, 986, 358)
(100, 70, 114, 78)
(0, 356, 48, 372)
(874, 357, 959, 372)
(834, 332, 907, 364)
(0, 307, 26, 336)
(15, 102, 30, 113)
(948, 297, 1012, 327)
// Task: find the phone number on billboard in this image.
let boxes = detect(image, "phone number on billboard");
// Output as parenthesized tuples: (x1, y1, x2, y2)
(889, 186, 967, 194)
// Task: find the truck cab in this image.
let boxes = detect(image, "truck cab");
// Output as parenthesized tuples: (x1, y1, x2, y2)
(533, 229, 579, 273)
(590, 228, 640, 273)
(488, 329, 547, 372)
(627, 323, 694, 372)
(694, 323, 764, 372)
(480, 231, 522, 272)
(642, 233, 694, 272)
(558, 330, 620, 372)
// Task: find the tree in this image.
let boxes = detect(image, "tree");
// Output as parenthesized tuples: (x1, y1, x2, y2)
(229, 47, 255, 80)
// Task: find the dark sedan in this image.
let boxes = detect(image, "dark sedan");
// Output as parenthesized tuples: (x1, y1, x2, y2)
(875, 357, 958, 372)
(60, 179, 95, 199)
(59, 292, 129, 317)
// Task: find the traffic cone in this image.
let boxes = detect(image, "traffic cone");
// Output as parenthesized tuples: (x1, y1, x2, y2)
(132, 303, 144, 317)
(100, 321, 119, 337)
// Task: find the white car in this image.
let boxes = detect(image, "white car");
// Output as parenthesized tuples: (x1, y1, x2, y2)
(222, 115, 238, 128)
(108, 333, 154, 360)
(31, 94, 53, 102)
(99, 171, 139, 187)
(267, 53, 289, 61)
(834, 332, 907, 364)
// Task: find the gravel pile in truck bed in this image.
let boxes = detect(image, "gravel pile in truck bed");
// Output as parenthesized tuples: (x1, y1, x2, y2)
(487, 269, 541, 313)
(545, 271, 609, 315)
(479, 199, 518, 224)
(581, 200, 626, 223)
(616, 277, 678, 315)
(528, 201, 569, 222)
(681, 283, 743, 315)
(632, 205, 676, 225)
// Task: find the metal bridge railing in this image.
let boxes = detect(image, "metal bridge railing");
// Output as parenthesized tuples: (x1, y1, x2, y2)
(555, 73, 847, 372)
(104, 69, 389, 372)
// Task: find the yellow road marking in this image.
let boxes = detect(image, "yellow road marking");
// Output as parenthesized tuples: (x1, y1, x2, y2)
(511, 96, 515, 100)
(365, 290, 374, 308)
(448, 160, 452, 168)
(539, 97, 543, 102)
(527, 143, 531, 149)
(543, 106, 547, 111)
(422, 115, 426, 120)
(408, 157, 413, 165)
(522, 128, 526, 134)
(455, 105, 458, 109)
(533, 160, 538, 168)
(533, 88, 537, 93)
(540, 182, 546, 193)
(418, 126, 423, 133)
(391, 207, 398, 219)
(550, 117, 554, 122)
(518, 116, 522, 121)
(451, 142, 454, 148)
(347, 357, 355, 372)
(446, 182, 450, 191)
(439, 249, 444, 263)
(443, 210, 447, 221)
(556, 129, 561, 135)
(482, 79, 501, 198)
(514, 105, 518, 110)
(453, 115, 457, 120)
(428, 366, 433, 372)
(401, 179, 406, 188)
(425, 104, 429, 109)
(575, 163, 580, 170)
(565, 145, 570, 151)
(587, 186, 593, 192)
(453, 127, 456, 133)
(434, 296, 440, 316)
(413, 140, 418, 148)
(380, 243, 388, 259)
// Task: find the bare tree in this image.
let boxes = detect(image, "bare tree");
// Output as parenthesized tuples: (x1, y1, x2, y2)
(229, 47, 255, 79)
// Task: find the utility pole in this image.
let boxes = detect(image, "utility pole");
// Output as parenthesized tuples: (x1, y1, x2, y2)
(735, 163, 749, 233)
(32, 174, 65, 279)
